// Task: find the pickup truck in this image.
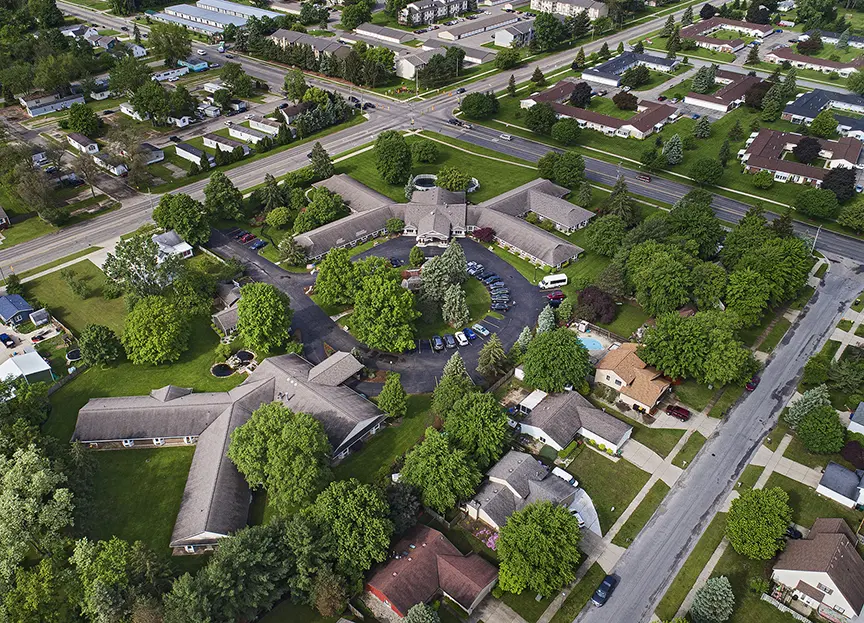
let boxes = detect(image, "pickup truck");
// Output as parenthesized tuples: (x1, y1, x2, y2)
(0, 334, 14, 348)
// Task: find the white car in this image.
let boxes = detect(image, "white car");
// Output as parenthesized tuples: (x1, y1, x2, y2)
(197, 49, 207, 55)
(245, 113, 254, 119)
(499, 133, 513, 141)
(455, 331, 469, 347)
(472, 323, 490, 337)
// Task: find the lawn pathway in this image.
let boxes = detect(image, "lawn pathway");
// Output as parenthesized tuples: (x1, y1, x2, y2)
(674, 537, 730, 619)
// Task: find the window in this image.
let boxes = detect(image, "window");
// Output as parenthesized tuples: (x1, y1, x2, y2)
(605, 375, 611, 381)
(184, 545, 196, 554)
(614, 379, 622, 386)
(833, 606, 845, 614)
(817, 583, 833, 595)
(183, 436, 195, 444)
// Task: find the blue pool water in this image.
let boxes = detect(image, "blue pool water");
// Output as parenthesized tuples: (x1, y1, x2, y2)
(579, 337, 604, 351)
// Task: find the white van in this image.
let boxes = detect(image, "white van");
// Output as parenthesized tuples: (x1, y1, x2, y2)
(538, 273, 568, 290)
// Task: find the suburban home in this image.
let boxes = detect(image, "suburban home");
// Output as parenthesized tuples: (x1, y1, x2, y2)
(72, 352, 386, 553)
(399, 0, 469, 26)
(198, 104, 221, 118)
(203, 133, 250, 155)
(212, 282, 241, 335)
(152, 67, 190, 82)
(19, 92, 85, 117)
(93, 153, 129, 177)
(679, 17, 774, 53)
(365, 524, 498, 617)
(140, 143, 165, 164)
(466, 449, 602, 535)
(396, 49, 440, 80)
(583, 51, 679, 87)
(248, 115, 283, 135)
(765, 47, 864, 78)
(421, 40, 497, 65)
(438, 13, 520, 41)
(175, 142, 216, 167)
(530, 0, 607, 20)
(594, 343, 671, 414)
(741, 129, 863, 186)
(514, 388, 633, 453)
(280, 102, 313, 124)
(772, 518, 864, 620)
(29, 309, 50, 327)
(203, 80, 224, 93)
(67, 133, 99, 155)
(354, 23, 415, 44)
(91, 35, 119, 50)
(805, 29, 864, 50)
(783, 90, 864, 140)
(849, 402, 864, 435)
(268, 29, 351, 60)
(168, 114, 193, 127)
(61, 24, 98, 40)
(120, 101, 149, 122)
(0, 294, 34, 325)
(494, 21, 535, 48)
(129, 43, 147, 58)
(178, 56, 210, 72)
(87, 80, 113, 101)
(0, 351, 54, 384)
(152, 230, 194, 262)
(815, 462, 864, 508)
(684, 69, 763, 113)
(228, 125, 268, 144)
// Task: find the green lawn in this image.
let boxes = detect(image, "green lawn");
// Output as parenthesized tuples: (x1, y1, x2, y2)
(595, 301, 650, 339)
(708, 385, 745, 418)
(782, 432, 855, 471)
(765, 472, 864, 530)
(711, 546, 800, 623)
(632, 67, 687, 92)
(333, 395, 433, 483)
(25, 260, 126, 336)
(566, 445, 650, 533)
(673, 379, 716, 412)
(672, 432, 707, 469)
(838, 318, 854, 332)
(735, 464, 764, 489)
(501, 590, 552, 623)
(788, 285, 815, 310)
(611, 480, 670, 547)
(654, 513, 727, 621)
(44, 316, 242, 442)
(587, 97, 637, 120)
(745, 60, 849, 89)
(739, 308, 780, 347)
(758, 317, 792, 353)
(590, 396, 685, 458)
(85, 447, 194, 557)
(549, 563, 607, 623)
(636, 30, 738, 62)
(414, 278, 490, 338)
(796, 42, 862, 63)
(335, 133, 538, 204)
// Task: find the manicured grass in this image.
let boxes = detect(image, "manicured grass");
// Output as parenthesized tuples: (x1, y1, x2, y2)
(796, 42, 862, 63)
(838, 318, 854, 332)
(739, 309, 778, 347)
(491, 245, 546, 285)
(673, 379, 715, 412)
(632, 67, 686, 92)
(672, 432, 707, 469)
(549, 563, 607, 623)
(735, 464, 764, 490)
(595, 301, 650, 339)
(765, 472, 864, 530)
(852, 291, 864, 312)
(654, 513, 727, 622)
(590, 397, 685, 458)
(710, 546, 797, 623)
(501, 590, 552, 623)
(566, 445, 650, 533)
(764, 419, 790, 452)
(788, 285, 815, 310)
(414, 278, 490, 339)
(611, 480, 670, 547)
(25, 260, 126, 336)
(6, 247, 100, 283)
(636, 31, 737, 62)
(335, 134, 539, 204)
(782, 430, 854, 471)
(856, 324, 864, 338)
(86, 447, 194, 557)
(44, 316, 242, 442)
(586, 96, 637, 120)
(745, 60, 849, 89)
(333, 395, 433, 483)
(708, 385, 745, 418)
(758, 317, 792, 353)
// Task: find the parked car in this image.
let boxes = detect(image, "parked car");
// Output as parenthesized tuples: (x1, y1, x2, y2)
(121, 25, 129, 31)
(657, 95, 667, 101)
(389, 257, 404, 267)
(786, 526, 803, 539)
(664, 404, 691, 421)
(455, 331, 469, 346)
(432, 335, 445, 351)
(240, 233, 256, 243)
(745, 376, 761, 391)
(691, 113, 701, 119)
(592, 576, 618, 607)
(443, 334, 457, 349)
(234, 230, 249, 239)
(463, 327, 477, 340)
(547, 290, 566, 301)
(31, 331, 50, 343)
(348, 96, 360, 103)
(197, 49, 207, 55)
(169, 136, 180, 142)
(491, 303, 510, 312)
(250, 239, 267, 250)
(472, 323, 490, 337)
(0, 334, 14, 348)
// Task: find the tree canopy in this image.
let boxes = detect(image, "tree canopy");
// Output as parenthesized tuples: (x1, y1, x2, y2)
(522, 329, 592, 393)
(726, 487, 792, 560)
(445, 393, 508, 469)
(122, 296, 190, 365)
(236, 283, 294, 354)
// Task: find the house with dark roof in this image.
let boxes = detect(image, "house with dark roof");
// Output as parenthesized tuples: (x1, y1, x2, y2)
(268, 29, 351, 60)
(594, 343, 671, 413)
(765, 47, 864, 78)
(783, 90, 864, 140)
(203, 133, 250, 156)
(772, 518, 864, 619)
(365, 524, 497, 617)
(72, 352, 386, 554)
(67, 133, 100, 155)
(0, 294, 34, 325)
(849, 402, 864, 436)
(583, 51, 679, 87)
(684, 69, 763, 113)
(815, 462, 864, 509)
(806, 29, 864, 50)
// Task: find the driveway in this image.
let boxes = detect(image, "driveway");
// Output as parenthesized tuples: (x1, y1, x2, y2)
(207, 232, 548, 393)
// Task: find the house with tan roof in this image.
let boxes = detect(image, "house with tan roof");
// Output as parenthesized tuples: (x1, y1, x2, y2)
(594, 343, 670, 413)
(772, 518, 864, 620)
(365, 524, 497, 617)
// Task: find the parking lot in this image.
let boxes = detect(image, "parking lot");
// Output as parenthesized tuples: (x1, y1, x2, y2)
(224, 226, 270, 252)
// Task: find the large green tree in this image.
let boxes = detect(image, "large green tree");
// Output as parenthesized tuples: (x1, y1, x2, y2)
(725, 268, 770, 327)
(726, 487, 792, 560)
(229, 402, 332, 515)
(784, 384, 831, 429)
(79, 324, 124, 367)
(476, 333, 510, 380)
(122, 296, 189, 365)
(737, 237, 810, 305)
(445, 393, 508, 468)
(153, 193, 211, 246)
(667, 190, 725, 259)
(315, 248, 357, 306)
(798, 404, 846, 454)
(375, 131, 412, 185)
(352, 273, 418, 353)
(149, 22, 191, 67)
(103, 233, 182, 298)
(377, 372, 407, 419)
(401, 427, 481, 513)
(498, 501, 582, 596)
(203, 171, 244, 220)
(236, 283, 293, 354)
(720, 205, 773, 270)
(584, 215, 627, 257)
(67, 103, 99, 137)
(523, 329, 591, 392)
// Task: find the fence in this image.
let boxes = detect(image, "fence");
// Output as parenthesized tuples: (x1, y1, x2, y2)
(579, 320, 630, 344)
(486, 367, 515, 395)
(48, 364, 88, 396)
(759, 594, 811, 623)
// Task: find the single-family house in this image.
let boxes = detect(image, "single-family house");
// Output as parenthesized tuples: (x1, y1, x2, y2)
(228, 125, 268, 144)
(62, 25, 98, 40)
(168, 115, 193, 127)
(129, 43, 147, 58)
(88, 80, 112, 101)
(0, 294, 34, 325)
(203, 80, 224, 93)
(815, 462, 864, 508)
(175, 142, 215, 167)
(203, 133, 250, 155)
(178, 57, 210, 72)
(530, 0, 607, 20)
(772, 518, 864, 619)
(229, 99, 247, 113)
(93, 153, 129, 177)
(849, 402, 864, 435)
(280, 102, 313, 124)
(153, 230, 194, 262)
(399, 0, 469, 26)
(0, 351, 54, 384)
(199, 104, 222, 118)
(396, 50, 440, 80)
(494, 21, 535, 48)
(777, 0, 795, 10)
(120, 101, 148, 122)
(248, 115, 283, 135)
(140, 143, 165, 164)
(92, 35, 119, 50)
(72, 352, 386, 553)
(365, 524, 498, 617)
(67, 133, 99, 155)
(594, 343, 671, 413)
(19, 92, 85, 118)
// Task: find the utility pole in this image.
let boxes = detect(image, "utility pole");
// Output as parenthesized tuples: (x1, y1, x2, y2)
(811, 224, 822, 253)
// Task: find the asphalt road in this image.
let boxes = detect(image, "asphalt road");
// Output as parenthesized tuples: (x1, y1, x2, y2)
(577, 258, 863, 623)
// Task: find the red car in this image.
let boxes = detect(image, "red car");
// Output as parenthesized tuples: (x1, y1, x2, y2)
(745, 376, 761, 392)
(240, 233, 256, 243)
(547, 290, 566, 301)
(665, 404, 691, 421)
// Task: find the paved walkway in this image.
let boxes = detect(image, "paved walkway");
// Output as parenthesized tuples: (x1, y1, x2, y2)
(831, 308, 864, 361)
(470, 596, 527, 623)
(675, 537, 730, 618)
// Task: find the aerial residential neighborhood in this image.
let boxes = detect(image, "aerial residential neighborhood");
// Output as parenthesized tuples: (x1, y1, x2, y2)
(1, 0, 864, 622)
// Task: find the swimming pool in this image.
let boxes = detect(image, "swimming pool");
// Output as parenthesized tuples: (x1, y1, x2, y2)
(579, 337, 604, 351)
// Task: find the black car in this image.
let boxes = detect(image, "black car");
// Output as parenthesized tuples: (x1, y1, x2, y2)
(448, 118, 460, 125)
(169, 136, 180, 142)
(389, 257, 404, 267)
(483, 275, 499, 283)
(786, 526, 803, 539)
(348, 96, 360, 103)
(592, 576, 618, 607)
(491, 303, 510, 312)
(486, 279, 503, 288)
(432, 335, 445, 352)
(278, 103, 289, 109)
(456, 87, 466, 94)
(443, 334, 457, 349)
(234, 230, 249, 239)
(362, 102, 375, 110)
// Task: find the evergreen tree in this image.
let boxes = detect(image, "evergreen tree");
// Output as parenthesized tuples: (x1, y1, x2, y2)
(718, 139, 731, 167)
(599, 42, 610, 59)
(663, 134, 684, 165)
(693, 116, 712, 138)
(578, 181, 592, 207)
(531, 66, 546, 86)
(666, 26, 681, 57)
(442, 284, 470, 327)
(681, 5, 693, 24)
(616, 41, 624, 55)
(838, 28, 850, 50)
(784, 384, 831, 429)
(378, 372, 408, 419)
(515, 326, 533, 352)
(771, 211, 794, 238)
(781, 67, 797, 101)
(443, 351, 468, 379)
(662, 14, 675, 37)
(573, 47, 586, 70)
(508, 74, 517, 97)
(745, 43, 760, 65)
(691, 64, 717, 94)
(476, 334, 509, 380)
(761, 96, 782, 122)
(690, 576, 735, 623)
(633, 40, 644, 54)
(537, 305, 556, 333)
(603, 175, 636, 224)
(309, 141, 334, 179)
(728, 119, 744, 141)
